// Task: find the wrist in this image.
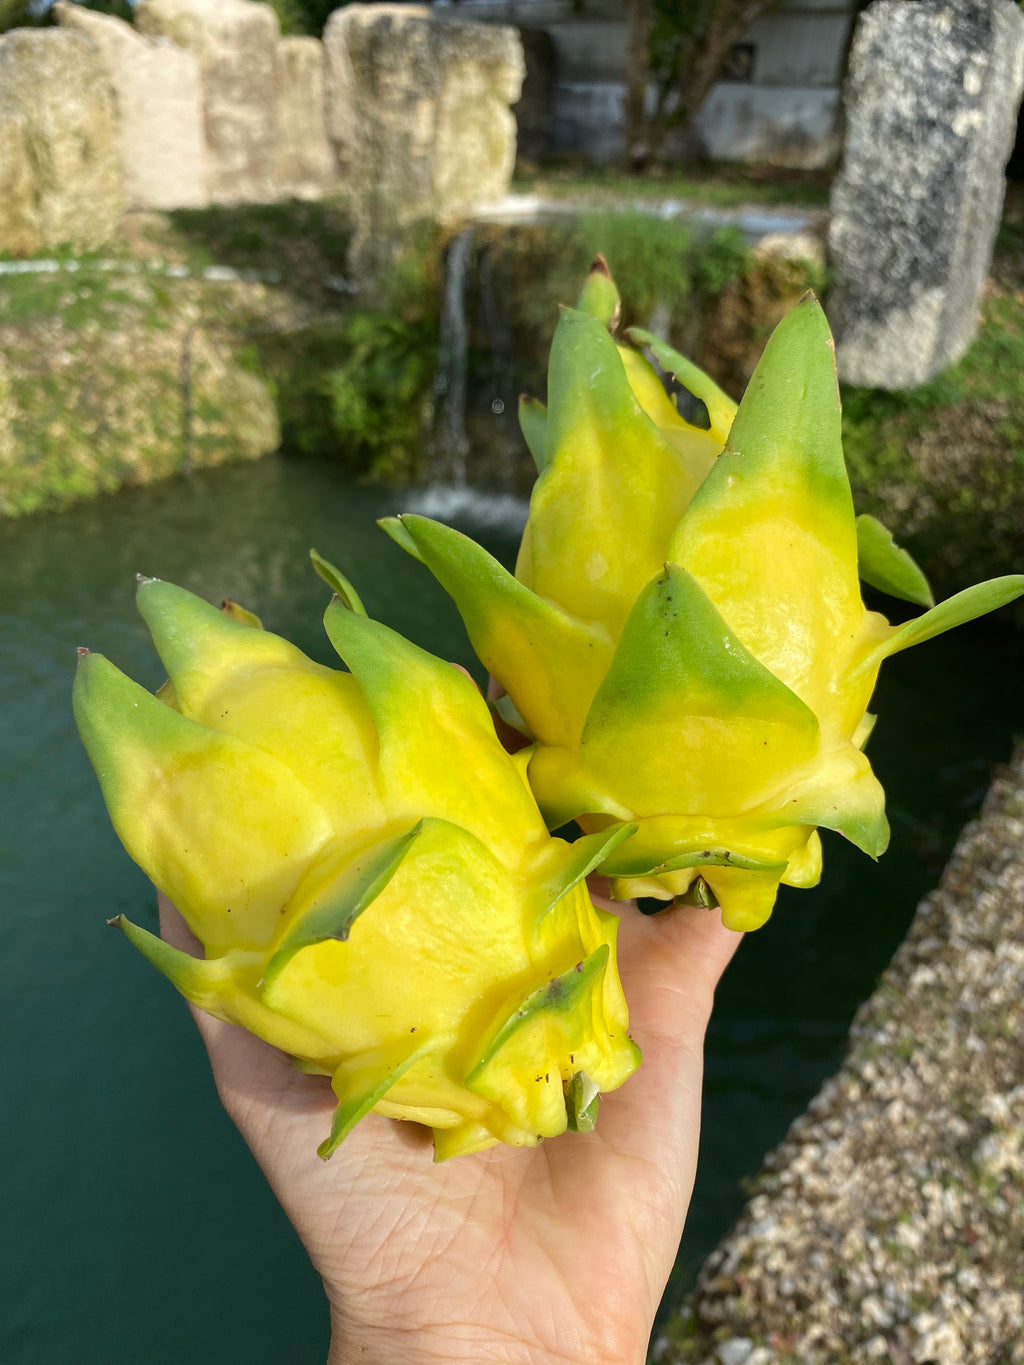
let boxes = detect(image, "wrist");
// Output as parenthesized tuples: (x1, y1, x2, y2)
(326, 1319, 532, 1365)
(326, 1307, 645, 1365)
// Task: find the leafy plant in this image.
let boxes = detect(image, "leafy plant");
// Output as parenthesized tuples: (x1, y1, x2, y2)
(624, 0, 782, 167)
(324, 312, 438, 478)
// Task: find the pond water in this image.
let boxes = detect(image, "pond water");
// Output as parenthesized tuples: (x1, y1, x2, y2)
(2, 454, 1020, 1363)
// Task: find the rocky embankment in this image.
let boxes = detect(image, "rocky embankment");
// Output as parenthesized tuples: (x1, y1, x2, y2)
(656, 747, 1024, 1365)
(0, 196, 366, 518)
(0, 235, 281, 517)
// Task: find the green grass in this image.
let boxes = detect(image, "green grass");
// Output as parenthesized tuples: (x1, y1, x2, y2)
(0, 238, 179, 329)
(840, 280, 1024, 599)
(514, 160, 832, 210)
(475, 212, 753, 394)
(154, 195, 354, 302)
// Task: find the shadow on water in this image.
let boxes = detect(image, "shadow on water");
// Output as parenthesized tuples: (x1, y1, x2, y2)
(1, 455, 1020, 1361)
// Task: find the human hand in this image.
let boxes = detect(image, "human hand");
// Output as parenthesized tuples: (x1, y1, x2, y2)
(159, 885, 740, 1365)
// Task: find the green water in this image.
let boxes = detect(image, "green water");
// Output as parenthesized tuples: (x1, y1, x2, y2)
(2, 455, 1020, 1363)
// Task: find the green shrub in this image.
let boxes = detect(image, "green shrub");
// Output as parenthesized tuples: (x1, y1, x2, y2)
(323, 311, 437, 478)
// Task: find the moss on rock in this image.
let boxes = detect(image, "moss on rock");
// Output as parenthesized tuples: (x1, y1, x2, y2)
(841, 282, 1024, 610)
(0, 306, 278, 518)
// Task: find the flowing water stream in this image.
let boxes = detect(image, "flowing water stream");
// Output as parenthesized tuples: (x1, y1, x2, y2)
(428, 227, 535, 495)
(2, 454, 1020, 1363)
(432, 229, 475, 487)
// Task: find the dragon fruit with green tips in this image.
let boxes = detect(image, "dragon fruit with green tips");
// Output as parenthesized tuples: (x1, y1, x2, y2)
(383, 259, 1024, 932)
(73, 568, 640, 1160)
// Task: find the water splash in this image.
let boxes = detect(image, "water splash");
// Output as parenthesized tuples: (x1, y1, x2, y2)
(405, 483, 529, 533)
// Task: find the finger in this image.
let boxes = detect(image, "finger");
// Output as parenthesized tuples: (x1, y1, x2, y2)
(156, 892, 224, 1050)
(592, 901, 740, 1176)
(156, 892, 332, 1136)
(156, 893, 285, 1065)
(451, 662, 478, 687)
(651, 900, 744, 1009)
(612, 899, 742, 1067)
(157, 892, 221, 1044)
(157, 891, 203, 956)
(596, 885, 741, 1005)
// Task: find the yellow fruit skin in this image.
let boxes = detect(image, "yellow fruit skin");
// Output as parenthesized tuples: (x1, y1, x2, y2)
(384, 274, 1024, 931)
(75, 580, 640, 1159)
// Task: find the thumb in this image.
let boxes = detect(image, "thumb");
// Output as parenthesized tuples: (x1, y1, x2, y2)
(610, 898, 743, 1128)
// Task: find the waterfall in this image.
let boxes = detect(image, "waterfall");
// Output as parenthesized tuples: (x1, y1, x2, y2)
(432, 228, 474, 487)
(415, 225, 530, 528)
(477, 240, 522, 492)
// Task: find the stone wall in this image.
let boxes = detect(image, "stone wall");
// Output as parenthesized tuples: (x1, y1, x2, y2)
(0, 2, 523, 249)
(447, 0, 857, 169)
(0, 28, 122, 253)
(324, 6, 522, 219)
(279, 35, 335, 197)
(53, 2, 208, 211)
(0, 248, 284, 519)
(135, 0, 285, 204)
(324, 4, 523, 272)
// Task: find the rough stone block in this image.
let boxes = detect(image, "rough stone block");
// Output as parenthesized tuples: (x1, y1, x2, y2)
(53, 2, 208, 211)
(135, 0, 283, 204)
(279, 35, 335, 197)
(828, 0, 1024, 389)
(0, 29, 122, 252)
(0, 117, 36, 256)
(324, 3, 523, 261)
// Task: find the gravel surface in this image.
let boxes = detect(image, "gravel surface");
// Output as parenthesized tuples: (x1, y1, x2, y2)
(655, 747, 1024, 1365)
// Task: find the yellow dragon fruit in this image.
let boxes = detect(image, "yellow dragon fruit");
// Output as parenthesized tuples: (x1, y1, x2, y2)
(383, 267, 1024, 932)
(73, 569, 640, 1160)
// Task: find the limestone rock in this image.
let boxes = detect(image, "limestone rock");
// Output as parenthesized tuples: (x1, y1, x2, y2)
(828, 0, 1024, 389)
(188, 326, 280, 468)
(0, 356, 17, 478)
(0, 29, 122, 252)
(324, 4, 523, 265)
(135, 0, 283, 204)
(278, 36, 335, 197)
(0, 117, 36, 257)
(0, 307, 279, 519)
(701, 229, 828, 398)
(54, 2, 208, 211)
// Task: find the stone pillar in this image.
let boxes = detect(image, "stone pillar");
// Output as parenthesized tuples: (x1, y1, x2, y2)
(828, 0, 1024, 389)
(0, 29, 122, 252)
(323, 4, 523, 272)
(53, 2, 208, 211)
(278, 36, 335, 198)
(135, 0, 284, 204)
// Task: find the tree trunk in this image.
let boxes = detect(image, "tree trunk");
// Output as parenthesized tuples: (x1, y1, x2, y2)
(642, 0, 782, 163)
(623, 0, 655, 170)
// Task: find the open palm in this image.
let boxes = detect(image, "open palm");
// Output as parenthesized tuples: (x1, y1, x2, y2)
(160, 889, 740, 1365)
